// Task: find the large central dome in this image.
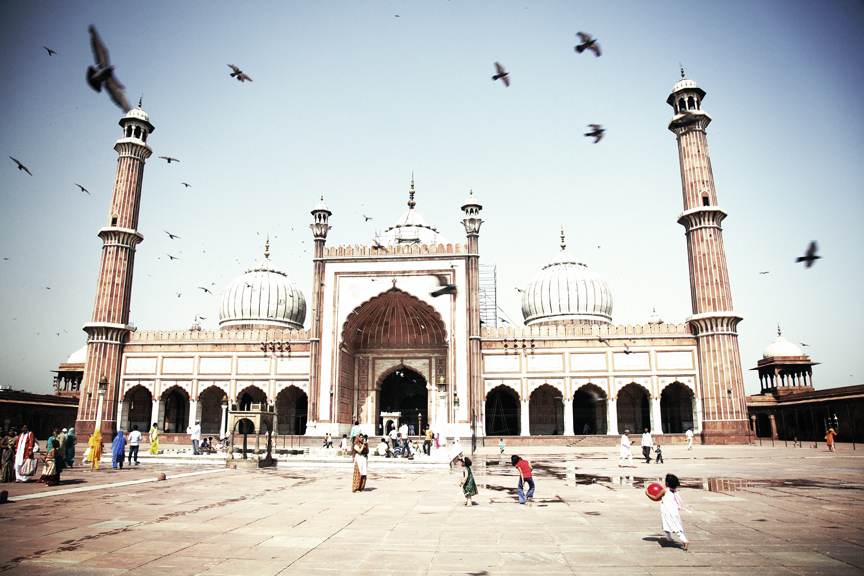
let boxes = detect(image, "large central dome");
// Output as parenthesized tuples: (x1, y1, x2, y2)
(219, 241, 306, 331)
(521, 232, 613, 326)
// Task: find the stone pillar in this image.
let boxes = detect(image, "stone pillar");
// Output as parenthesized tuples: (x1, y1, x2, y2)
(563, 398, 574, 436)
(651, 397, 663, 435)
(188, 400, 198, 432)
(693, 396, 703, 433)
(520, 400, 530, 436)
(607, 398, 619, 435)
(220, 403, 228, 438)
(117, 400, 129, 432)
(769, 414, 778, 440)
(151, 400, 160, 430)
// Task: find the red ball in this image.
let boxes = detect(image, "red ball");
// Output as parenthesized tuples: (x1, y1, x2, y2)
(646, 482, 665, 501)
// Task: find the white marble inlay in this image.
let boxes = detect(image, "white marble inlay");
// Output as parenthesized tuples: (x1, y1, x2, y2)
(483, 354, 520, 373)
(125, 357, 157, 374)
(656, 351, 694, 370)
(527, 354, 563, 372)
(238, 357, 271, 374)
(613, 352, 650, 371)
(570, 353, 607, 371)
(199, 357, 232, 374)
(162, 357, 194, 374)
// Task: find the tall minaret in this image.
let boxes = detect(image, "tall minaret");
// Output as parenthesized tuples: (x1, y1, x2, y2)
(461, 190, 483, 434)
(76, 107, 154, 437)
(667, 72, 747, 440)
(309, 196, 331, 433)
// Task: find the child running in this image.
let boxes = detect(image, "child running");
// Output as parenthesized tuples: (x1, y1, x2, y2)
(660, 473, 689, 550)
(459, 457, 478, 507)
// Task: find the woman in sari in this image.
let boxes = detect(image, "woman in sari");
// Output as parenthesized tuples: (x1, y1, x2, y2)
(1, 429, 16, 483)
(148, 423, 159, 455)
(352, 434, 369, 493)
(64, 427, 77, 468)
(86, 429, 103, 471)
(38, 445, 60, 486)
(111, 430, 126, 469)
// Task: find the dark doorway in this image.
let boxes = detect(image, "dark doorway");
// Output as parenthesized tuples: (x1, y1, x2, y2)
(237, 385, 267, 411)
(199, 386, 224, 435)
(162, 386, 188, 433)
(617, 383, 650, 434)
(573, 384, 607, 435)
(276, 386, 308, 435)
(660, 382, 694, 433)
(529, 384, 564, 435)
(378, 368, 428, 433)
(124, 385, 152, 433)
(485, 385, 519, 436)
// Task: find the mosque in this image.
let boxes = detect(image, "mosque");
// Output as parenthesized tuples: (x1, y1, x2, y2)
(71, 75, 754, 444)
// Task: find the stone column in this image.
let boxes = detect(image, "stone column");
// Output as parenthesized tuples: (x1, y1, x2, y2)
(651, 397, 663, 435)
(520, 400, 530, 436)
(220, 403, 228, 438)
(151, 399, 160, 429)
(693, 396, 703, 433)
(563, 398, 574, 436)
(188, 400, 198, 432)
(117, 400, 129, 432)
(607, 398, 619, 435)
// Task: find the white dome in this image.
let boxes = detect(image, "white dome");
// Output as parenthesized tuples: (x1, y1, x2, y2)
(763, 332, 804, 359)
(377, 178, 449, 246)
(67, 345, 87, 364)
(521, 246, 613, 326)
(673, 77, 699, 92)
(219, 251, 306, 330)
(126, 107, 149, 122)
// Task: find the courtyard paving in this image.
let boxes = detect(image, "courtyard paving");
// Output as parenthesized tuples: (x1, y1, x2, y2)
(0, 443, 862, 575)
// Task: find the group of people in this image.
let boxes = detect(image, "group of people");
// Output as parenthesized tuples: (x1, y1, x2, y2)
(619, 428, 697, 467)
(0, 426, 78, 485)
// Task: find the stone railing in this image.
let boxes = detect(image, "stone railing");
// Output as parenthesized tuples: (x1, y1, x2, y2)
(480, 323, 690, 339)
(129, 328, 310, 343)
(324, 243, 466, 257)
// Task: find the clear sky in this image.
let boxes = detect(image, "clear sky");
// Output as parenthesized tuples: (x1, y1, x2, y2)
(1, 1, 862, 396)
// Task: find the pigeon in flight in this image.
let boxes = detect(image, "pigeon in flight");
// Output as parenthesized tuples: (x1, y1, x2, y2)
(796, 241, 821, 268)
(758, 271, 769, 275)
(163, 230, 180, 240)
(575, 32, 601, 57)
(623, 344, 634, 355)
(87, 25, 130, 112)
(158, 156, 179, 163)
(492, 62, 510, 87)
(75, 183, 90, 195)
(198, 286, 213, 295)
(228, 64, 252, 82)
(9, 157, 32, 175)
(431, 275, 458, 298)
(166, 254, 178, 260)
(181, 182, 191, 188)
(514, 287, 524, 293)
(584, 124, 605, 143)
(363, 215, 373, 221)
(43, 46, 57, 56)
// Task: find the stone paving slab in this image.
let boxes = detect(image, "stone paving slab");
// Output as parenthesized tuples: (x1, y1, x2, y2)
(0, 445, 862, 575)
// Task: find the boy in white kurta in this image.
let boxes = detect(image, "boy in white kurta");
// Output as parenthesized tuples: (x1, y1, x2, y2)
(660, 473, 689, 549)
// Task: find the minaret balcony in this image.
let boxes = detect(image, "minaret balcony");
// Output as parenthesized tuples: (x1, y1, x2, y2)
(677, 206, 727, 233)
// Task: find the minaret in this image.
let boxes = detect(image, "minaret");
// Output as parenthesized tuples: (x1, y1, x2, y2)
(461, 190, 483, 434)
(309, 196, 332, 433)
(667, 71, 747, 440)
(76, 107, 154, 437)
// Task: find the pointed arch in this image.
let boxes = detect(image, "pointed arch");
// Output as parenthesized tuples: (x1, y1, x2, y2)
(341, 287, 447, 350)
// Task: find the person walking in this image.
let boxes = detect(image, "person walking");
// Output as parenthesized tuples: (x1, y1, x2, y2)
(423, 425, 433, 456)
(86, 429, 103, 471)
(340, 434, 349, 457)
(148, 423, 160, 455)
(1, 429, 16, 483)
(511, 455, 534, 505)
(459, 457, 478, 507)
(187, 420, 201, 455)
(14, 425, 36, 482)
(654, 444, 664, 464)
(641, 428, 654, 464)
(54, 429, 67, 473)
(619, 430, 634, 467)
(352, 434, 369, 492)
(658, 473, 689, 550)
(685, 428, 694, 450)
(127, 425, 142, 464)
(499, 438, 505, 455)
(64, 427, 77, 468)
(350, 420, 362, 440)
(111, 430, 126, 469)
(826, 427, 837, 452)
(399, 422, 409, 455)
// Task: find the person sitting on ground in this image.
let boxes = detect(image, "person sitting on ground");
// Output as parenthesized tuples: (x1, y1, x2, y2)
(376, 438, 393, 458)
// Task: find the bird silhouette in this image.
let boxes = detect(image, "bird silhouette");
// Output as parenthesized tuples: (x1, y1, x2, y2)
(167, 254, 178, 260)
(228, 64, 252, 82)
(514, 287, 524, 293)
(431, 275, 458, 298)
(87, 25, 130, 112)
(75, 183, 90, 194)
(43, 46, 57, 56)
(584, 124, 605, 143)
(163, 230, 180, 240)
(198, 287, 212, 295)
(796, 241, 821, 268)
(9, 157, 32, 175)
(363, 215, 373, 221)
(181, 182, 191, 188)
(758, 271, 769, 275)
(492, 62, 510, 87)
(176, 293, 181, 298)
(158, 156, 179, 163)
(800, 342, 810, 347)
(623, 344, 634, 355)
(575, 32, 601, 56)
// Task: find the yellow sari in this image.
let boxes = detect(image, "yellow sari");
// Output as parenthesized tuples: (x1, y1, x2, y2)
(87, 430, 103, 470)
(149, 426, 159, 455)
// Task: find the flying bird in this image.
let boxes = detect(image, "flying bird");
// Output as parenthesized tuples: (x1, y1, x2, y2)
(584, 124, 605, 143)
(163, 230, 180, 240)
(795, 241, 821, 268)
(158, 156, 179, 163)
(363, 215, 373, 221)
(514, 287, 524, 293)
(166, 254, 178, 260)
(176, 293, 181, 298)
(43, 46, 57, 56)
(431, 275, 457, 298)
(198, 287, 213, 295)
(623, 344, 634, 355)
(758, 271, 769, 275)
(181, 182, 191, 188)
(87, 25, 130, 112)
(228, 64, 252, 82)
(9, 157, 32, 175)
(492, 62, 510, 87)
(575, 32, 601, 57)
(75, 183, 90, 195)
(800, 342, 810, 347)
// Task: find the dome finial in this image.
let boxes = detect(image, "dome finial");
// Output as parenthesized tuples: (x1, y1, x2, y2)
(264, 234, 270, 259)
(408, 174, 416, 209)
(680, 63, 685, 78)
(777, 324, 781, 336)
(560, 225, 566, 250)
(138, 94, 143, 108)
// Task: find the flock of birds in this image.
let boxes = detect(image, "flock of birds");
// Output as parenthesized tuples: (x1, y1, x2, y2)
(493, 32, 605, 144)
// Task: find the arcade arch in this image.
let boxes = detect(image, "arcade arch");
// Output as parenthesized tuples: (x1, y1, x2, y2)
(161, 385, 189, 433)
(485, 385, 520, 436)
(378, 367, 428, 434)
(199, 385, 224, 435)
(276, 385, 308, 435)
(616, 383, 650, 434)
(660, 382, 695, 433)
(573, 383, 607, 435)
(529, 384, 563, 435)
(237, 385, 267, 410)
(123, 385, 152, 433)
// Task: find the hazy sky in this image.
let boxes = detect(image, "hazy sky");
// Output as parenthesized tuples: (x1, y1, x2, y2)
(1, 1, 862, 396)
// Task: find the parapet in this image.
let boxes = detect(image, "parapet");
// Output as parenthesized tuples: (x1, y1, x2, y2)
(324, 243, 466, 258)
(480, 322, 690, 339)
(129, 328, 310, 343)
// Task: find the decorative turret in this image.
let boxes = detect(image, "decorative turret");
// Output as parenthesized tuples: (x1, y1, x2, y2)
(310, 196, 332, 241)
(461, 189, 483, 238)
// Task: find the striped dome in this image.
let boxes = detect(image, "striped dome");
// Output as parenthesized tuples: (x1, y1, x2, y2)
(219, 251, 306, 331)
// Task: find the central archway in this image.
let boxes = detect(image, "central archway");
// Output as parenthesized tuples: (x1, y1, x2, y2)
(378, 367, 428, 434)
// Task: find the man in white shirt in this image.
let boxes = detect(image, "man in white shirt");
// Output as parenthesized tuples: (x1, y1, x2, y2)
(127, 425, 142, 465)
(641, 428, 653, 464)
(187, 420, 202, 455)
(619, 430, 633, 468)
(399, 422, 409, 456)
(686, 428, 694, 450)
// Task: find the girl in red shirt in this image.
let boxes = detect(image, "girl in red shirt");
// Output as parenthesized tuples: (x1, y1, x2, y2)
(511, 455, 534, 504)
